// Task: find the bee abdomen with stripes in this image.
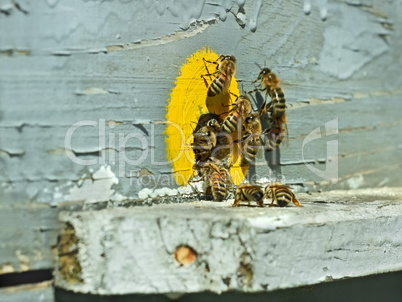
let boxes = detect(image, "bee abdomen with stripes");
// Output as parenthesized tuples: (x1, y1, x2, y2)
(264, 182, 302, 207)
(208, 74, 226, 97)
(232, 184, 264, 207)
(269, 87, 286, 117)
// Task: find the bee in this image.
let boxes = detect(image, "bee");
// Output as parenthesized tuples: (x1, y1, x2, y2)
(210, 132, 233, 166)
(252, 67, 286, 118)
(239, 102, 267, 166)
(201, 55, 237, 97)
(264, 112, 288, 152)
(201, 161, 229, 201)
(264, 182, 302, 207)
(221, 94, 252, 134)
(232, 184, 264, 207)
(192, 119, 220, 164)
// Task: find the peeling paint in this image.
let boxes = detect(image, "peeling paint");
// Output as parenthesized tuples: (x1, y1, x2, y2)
(106, 23, 212, 52)
(346, 174, 365, 189)
(352, 89, 402, 99)
(0, 148, 25, 158)
(34, 249, 44, 261)
(74, 87, 119, 96)
(138, 168, 154, 177)
(59, 166, 121, 204)
(290, 97, 347, 110)
(0, 263, 15, 274)
(137, 182, 201, 200)
(15, 250, 30, 272)
(0, 1, 29, 15)
(0, 48, 31, 56)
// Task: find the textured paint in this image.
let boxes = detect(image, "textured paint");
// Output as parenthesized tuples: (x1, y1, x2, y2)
(165, 48, 246, 185)
(317, 3, 391, 79)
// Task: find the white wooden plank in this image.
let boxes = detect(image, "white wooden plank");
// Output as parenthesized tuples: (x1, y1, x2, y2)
(54, 188, 402, 295)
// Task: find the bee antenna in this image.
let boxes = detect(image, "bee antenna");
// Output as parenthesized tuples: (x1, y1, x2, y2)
(254, 62, 262, 70)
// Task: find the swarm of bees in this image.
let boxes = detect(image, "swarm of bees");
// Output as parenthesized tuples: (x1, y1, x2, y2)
(190, 54, 301, 208)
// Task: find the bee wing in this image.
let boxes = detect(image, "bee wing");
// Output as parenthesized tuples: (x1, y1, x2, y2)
(282, 124, 289, 148)
(222, 63, 235, 94)
(223, 72, 232, 95)
(256, 142, 264, 159)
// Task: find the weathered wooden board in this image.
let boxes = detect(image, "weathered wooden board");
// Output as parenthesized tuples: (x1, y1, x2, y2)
(1, 0, 401, 287)
(54, 188, 402, 295)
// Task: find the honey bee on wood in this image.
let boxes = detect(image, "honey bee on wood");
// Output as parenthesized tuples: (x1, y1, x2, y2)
(264, 113, 288, 152)
(201, 161, 230, 201)
(239, 102, 267, 166)
(221, 94, 252, 134)
(232, 184, 264, 207)
(264, 182, 302, 207)
(192, 118, 220, 164)
(251, 66, 286, 117)
(201, 55, 237, 97)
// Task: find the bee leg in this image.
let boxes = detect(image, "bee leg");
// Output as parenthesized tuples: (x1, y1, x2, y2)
(188, 180, 202, 200)
(202, 58, 219, 80)
(292, 197, 303, 207)
(232, 199, 241, 207)
(268, 190, 276, 207)
(203, 58, 220, 69)
(201, 75, 210, 89)
(246, 87, 259, 95)
(201, 70, 220, 78)
(257, 200, 264, 207)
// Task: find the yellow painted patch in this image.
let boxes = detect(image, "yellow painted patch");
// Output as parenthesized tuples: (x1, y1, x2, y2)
(165, 48, 247, 185)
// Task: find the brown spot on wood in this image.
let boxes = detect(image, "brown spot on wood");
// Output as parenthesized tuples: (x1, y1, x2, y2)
(139, 168, 154, 177)
(107, 120, 124, 127)
(0, 49, 31, 56)
(174, 245, 197, 265)
(238, 253, 253, 288)
(57, 223, 83, 284)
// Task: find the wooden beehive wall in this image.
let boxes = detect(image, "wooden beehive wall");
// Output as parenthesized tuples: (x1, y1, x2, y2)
(0, 0, 401, 286)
